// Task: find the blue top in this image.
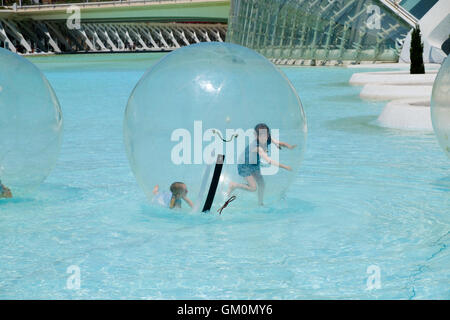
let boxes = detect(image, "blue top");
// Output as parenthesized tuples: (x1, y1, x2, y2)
(239, 140, 260, 166)
(237, 140, 262, 177)
(152, 191, 172, 207)
(152, 191, 181, 208)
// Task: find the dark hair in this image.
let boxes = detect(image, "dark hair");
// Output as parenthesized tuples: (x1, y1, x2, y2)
(170, 182, 186, 196)
(254, 123, 271, 146)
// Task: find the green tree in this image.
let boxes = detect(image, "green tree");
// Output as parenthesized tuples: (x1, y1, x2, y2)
(410, 25, 425, 74)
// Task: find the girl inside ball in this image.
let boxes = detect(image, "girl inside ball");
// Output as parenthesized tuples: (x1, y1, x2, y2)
(152, 182, 193, 209)
(227, 123, 296, 206)
(0, 180, 12, 199)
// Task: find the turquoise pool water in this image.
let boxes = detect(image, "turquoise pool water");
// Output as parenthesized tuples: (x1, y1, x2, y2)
(0, 53, 448, 299)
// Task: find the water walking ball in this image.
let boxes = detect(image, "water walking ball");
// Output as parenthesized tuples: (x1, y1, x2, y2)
(0, 48, 63, 196)
(124, 42, 307, 212)
(431, 55, 450, 159)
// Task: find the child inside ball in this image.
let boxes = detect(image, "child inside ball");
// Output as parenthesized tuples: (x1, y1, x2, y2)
(152, 182, 193, 209)
(227, 123, 296, 206)
(0, 180, 12, 199)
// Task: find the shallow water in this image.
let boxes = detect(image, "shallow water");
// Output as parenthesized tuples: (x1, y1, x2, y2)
(0, 53, 448, 299)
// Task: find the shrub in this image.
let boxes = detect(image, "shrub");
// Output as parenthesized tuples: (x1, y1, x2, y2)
(410, 25, 425, 74)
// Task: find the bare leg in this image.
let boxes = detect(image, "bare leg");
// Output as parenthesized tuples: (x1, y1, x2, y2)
(254, 172, 265, 206)
(227, 175, 257, 195)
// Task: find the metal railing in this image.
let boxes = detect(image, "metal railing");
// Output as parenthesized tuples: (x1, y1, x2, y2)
(381, 0, 419, 26)
(5, 0, 177, 5)
(2, 0, 221, 11)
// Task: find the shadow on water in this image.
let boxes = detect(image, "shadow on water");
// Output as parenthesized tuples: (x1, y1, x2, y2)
(431, 176, 450, 192)
(322, 81, 355, 88)
(322, 94, 366, 103)
(35, 183, 85, 202)
(138, 196, 315, 225)
(139, 203, 217, 226)
(326, 115, 384, 135)
(0, 197, 35, 206)
(249, 197, 316, 215)
(0, 183, 84, 208)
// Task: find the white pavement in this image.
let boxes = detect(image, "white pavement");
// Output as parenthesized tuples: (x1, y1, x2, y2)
(360, 84, 433, 101)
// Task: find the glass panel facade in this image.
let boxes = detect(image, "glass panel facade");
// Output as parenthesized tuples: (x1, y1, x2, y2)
(227, 0, 413, 63)
(400, 0, 439, 19)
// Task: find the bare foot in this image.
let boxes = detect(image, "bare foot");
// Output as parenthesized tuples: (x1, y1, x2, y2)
(152, 185, 159, 195)
(227, 182, 237, 197)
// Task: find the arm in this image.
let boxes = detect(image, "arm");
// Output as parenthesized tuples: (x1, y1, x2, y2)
(182, 196, 194, 209)
(258, 147, 292, 171)
(271, 138, 297, 150)
(169, 196, 177, 209)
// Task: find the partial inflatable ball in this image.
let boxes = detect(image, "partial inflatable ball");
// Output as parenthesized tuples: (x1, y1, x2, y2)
(0, 48, 63, 197)
(431, 55, 450, 159)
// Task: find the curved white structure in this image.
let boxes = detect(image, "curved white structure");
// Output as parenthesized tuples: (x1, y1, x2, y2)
(376, 99, 433, 131)
(431, 55, 450, 159)
(360, 84, 432, 101)
(351, 65, 443, 132)
(350, 70, 436, 86)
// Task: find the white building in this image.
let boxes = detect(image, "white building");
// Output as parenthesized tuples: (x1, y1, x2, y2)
(399, 0, 450, 63)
